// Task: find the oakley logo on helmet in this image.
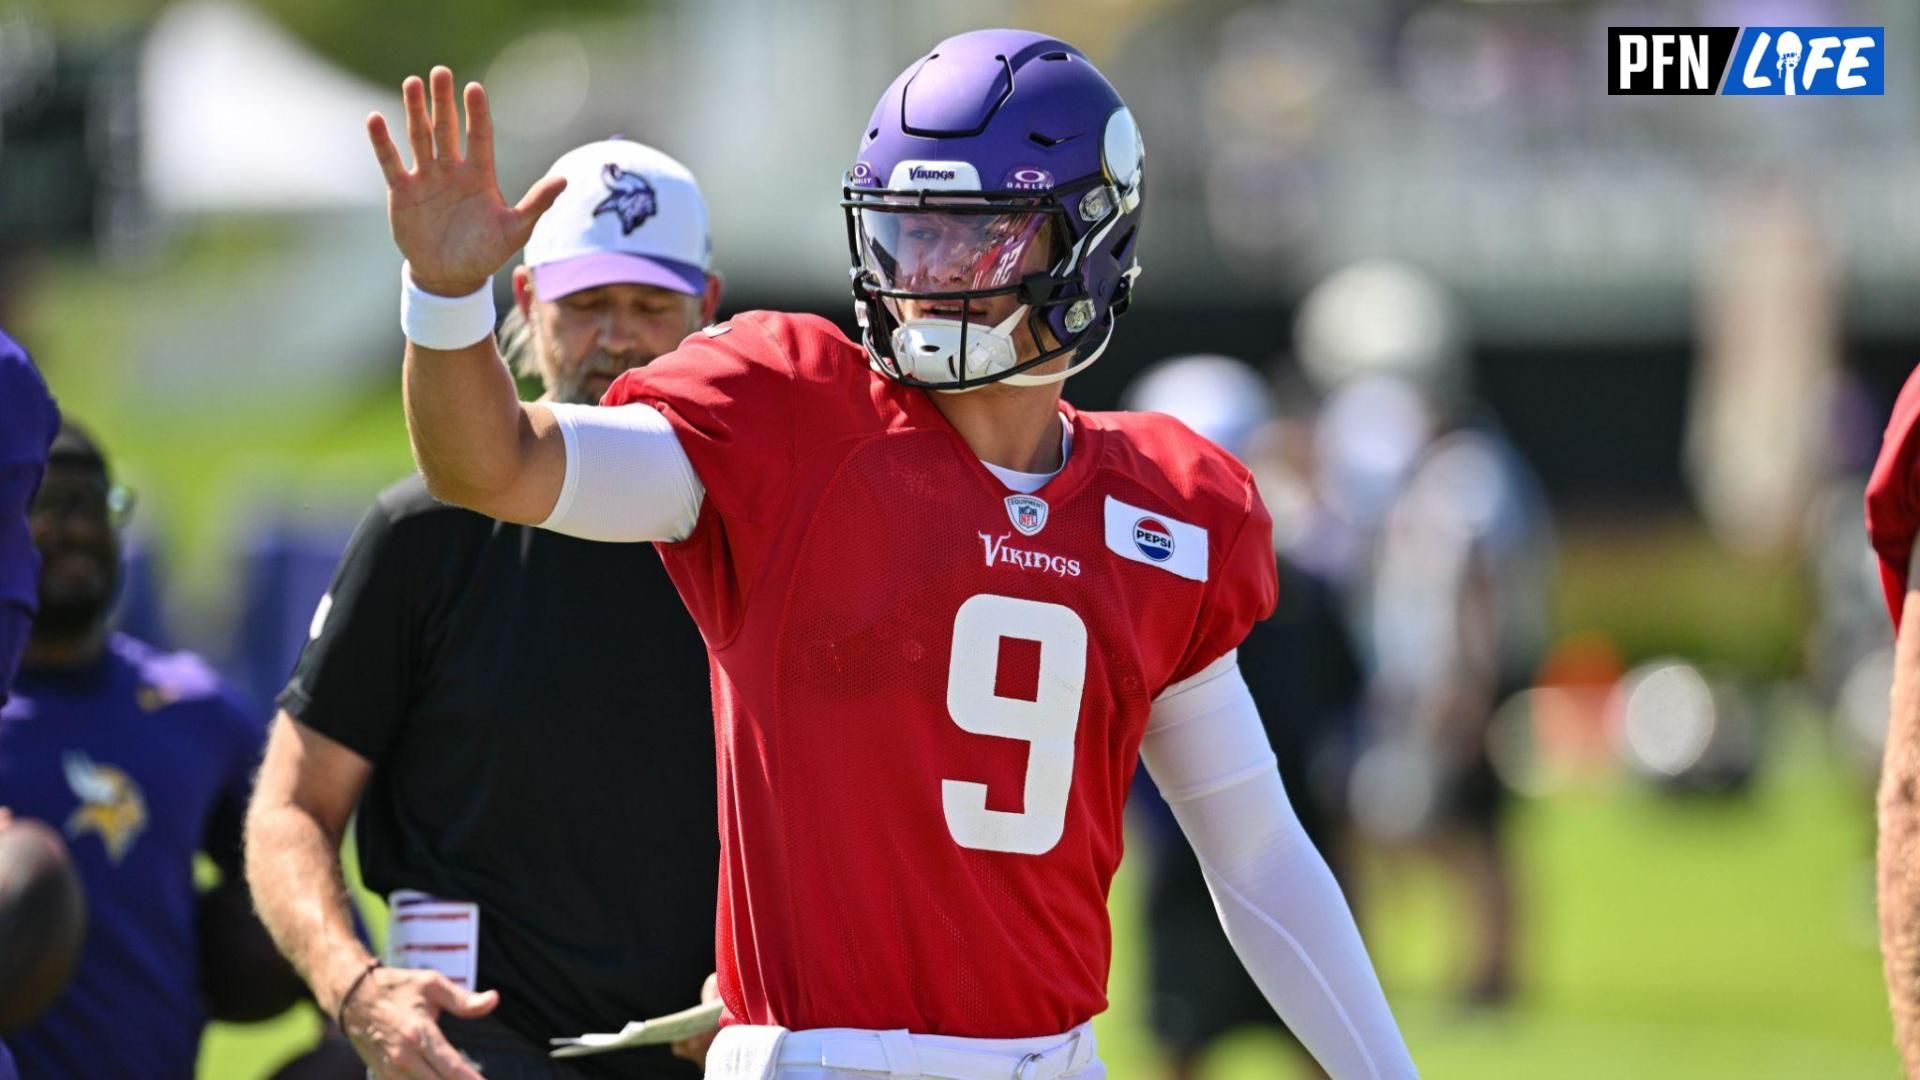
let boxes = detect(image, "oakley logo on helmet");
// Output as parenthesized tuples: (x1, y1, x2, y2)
(593, 164, 658, 234)
(849, 161, 879, 188)
(1005, 167, 1055, 191)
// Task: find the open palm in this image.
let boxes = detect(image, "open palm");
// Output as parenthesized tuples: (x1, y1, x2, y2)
(367, 66, 565, 296)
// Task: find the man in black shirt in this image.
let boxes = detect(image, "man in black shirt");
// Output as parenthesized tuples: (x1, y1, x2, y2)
(245, 138, 725, 1080)
(1123, 357, 1367, 1078)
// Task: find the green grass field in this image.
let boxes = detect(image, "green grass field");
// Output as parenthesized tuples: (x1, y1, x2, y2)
(196, 721, 1897, 1079)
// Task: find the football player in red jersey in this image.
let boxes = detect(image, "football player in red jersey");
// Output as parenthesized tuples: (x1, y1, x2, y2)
(1867, 365, 1920, 1076)
(368, 30, 1416, 1079)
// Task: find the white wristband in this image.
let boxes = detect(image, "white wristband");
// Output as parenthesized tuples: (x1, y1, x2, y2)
(400, 263, 496, 350)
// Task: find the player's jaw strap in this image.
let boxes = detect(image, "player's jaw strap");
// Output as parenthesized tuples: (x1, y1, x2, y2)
(993, 315, 1113, 389)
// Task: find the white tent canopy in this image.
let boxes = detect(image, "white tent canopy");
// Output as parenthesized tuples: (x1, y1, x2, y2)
(141, 0, 388, 213)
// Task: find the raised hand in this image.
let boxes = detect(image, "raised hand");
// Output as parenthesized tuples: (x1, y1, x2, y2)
(367, 67, 565, 297)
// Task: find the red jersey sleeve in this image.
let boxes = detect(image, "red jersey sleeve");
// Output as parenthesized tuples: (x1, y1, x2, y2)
(1168, 478, 1280, 687)
(603, 312, 800, 528)
(1867, 365, 1920, 629)
(602, 311, 866, 645)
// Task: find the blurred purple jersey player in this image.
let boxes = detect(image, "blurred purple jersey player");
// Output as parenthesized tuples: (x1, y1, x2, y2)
(0, 631, 269, 1078)
(0, 328, 55, 1080)
(0, 422, 292, 1080)
(0, 328, 59, 709)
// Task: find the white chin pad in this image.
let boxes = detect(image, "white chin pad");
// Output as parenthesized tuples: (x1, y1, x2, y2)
(890, 308, 1026, 385)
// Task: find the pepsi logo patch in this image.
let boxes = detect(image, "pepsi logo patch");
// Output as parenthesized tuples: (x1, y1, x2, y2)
(1005, 494, 1049, 536)
(1132, 517, 1174, 561)
(1104, 496, 1208, 581)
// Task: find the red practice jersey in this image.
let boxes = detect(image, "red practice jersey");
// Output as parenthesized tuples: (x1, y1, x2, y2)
(1869, 365, 1920, 629)
(604, 312, 1277, 1038)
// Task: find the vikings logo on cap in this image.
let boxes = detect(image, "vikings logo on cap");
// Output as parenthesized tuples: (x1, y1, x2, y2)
(1132, 517, 1175, 562)
(594, 164, 658, 234)
(1005, 494, 1049, 536)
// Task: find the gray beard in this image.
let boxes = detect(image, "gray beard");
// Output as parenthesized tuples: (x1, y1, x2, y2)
(529, 328, 648, 403)
(538, 341, 646, 406)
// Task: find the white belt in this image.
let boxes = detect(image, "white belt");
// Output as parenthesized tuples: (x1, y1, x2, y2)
(775, 1024, 1095, 1080)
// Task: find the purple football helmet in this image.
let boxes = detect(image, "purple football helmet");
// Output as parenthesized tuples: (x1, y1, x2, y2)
(843, 29, 1144, 392)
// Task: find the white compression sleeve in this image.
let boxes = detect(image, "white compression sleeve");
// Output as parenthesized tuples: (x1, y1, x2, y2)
(538, 403, 706, 543)
(1141, 653, 1418, 1080)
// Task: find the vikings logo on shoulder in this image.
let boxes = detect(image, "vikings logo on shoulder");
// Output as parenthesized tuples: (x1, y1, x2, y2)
(1005, 494, 1049, 536)
(594, 164, 658, 234)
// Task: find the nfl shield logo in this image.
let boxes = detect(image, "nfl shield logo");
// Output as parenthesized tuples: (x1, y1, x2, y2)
(1005, 494, 1049, 536)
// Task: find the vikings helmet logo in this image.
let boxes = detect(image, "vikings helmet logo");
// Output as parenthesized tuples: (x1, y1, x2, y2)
(593, 164, 657, 234)
(64, 751, 148, 864)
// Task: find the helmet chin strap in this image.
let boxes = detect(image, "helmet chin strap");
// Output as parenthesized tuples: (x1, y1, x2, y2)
(1004, 261, 1138, 388)
(994, 316, 1113, 388)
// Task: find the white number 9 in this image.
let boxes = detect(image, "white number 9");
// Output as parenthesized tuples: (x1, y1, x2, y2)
(943, 594, 1088, 855)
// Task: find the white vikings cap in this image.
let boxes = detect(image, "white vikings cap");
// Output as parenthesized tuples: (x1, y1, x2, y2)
(524, 138, 711, 299)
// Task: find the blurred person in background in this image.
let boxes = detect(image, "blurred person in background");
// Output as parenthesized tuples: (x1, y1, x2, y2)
(0, 329, 57, 710)
(1123, 355, 1367, 1079)
(1804, 374, 1896, 795)
(245, 138, 724, 1080)
(1865, 362, 1920, 1075)
(0, 420, 321, 1078)
(0, 329, 56, 1080)
(1299, 262, 1554, 1008)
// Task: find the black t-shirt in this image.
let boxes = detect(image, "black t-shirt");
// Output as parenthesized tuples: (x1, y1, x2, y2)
(1232, 556, 1363, 848)
(279, 476, 716, 1079)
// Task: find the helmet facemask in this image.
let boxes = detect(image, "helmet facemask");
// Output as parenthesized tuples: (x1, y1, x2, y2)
(844, 178, 1123, 393)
